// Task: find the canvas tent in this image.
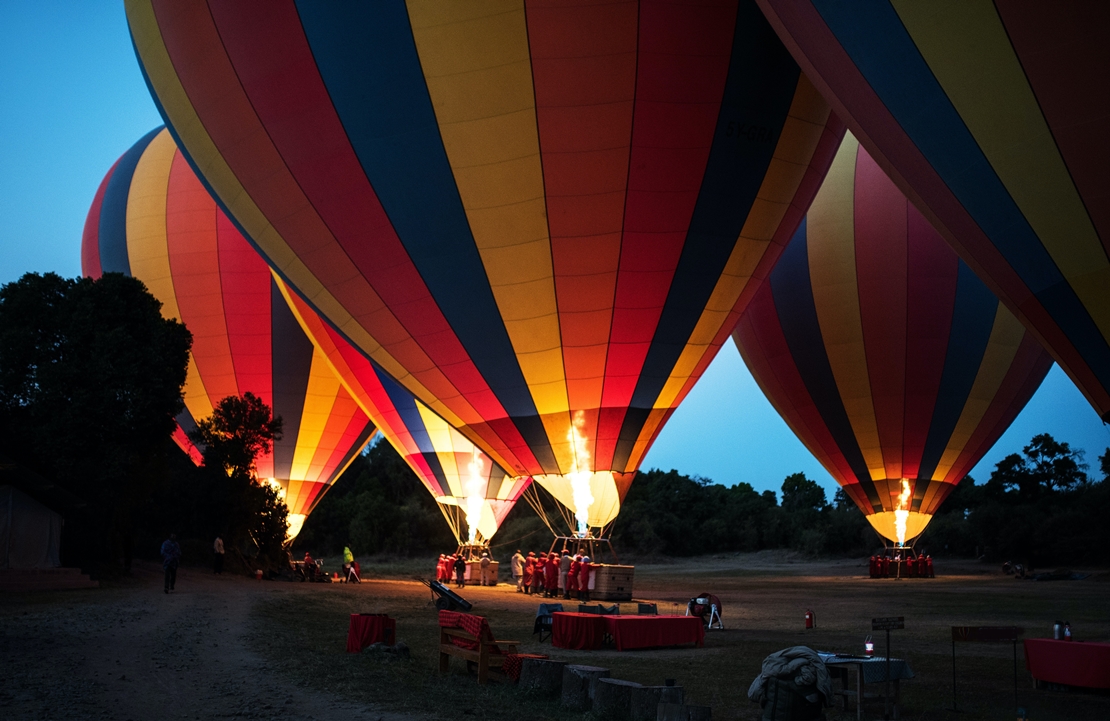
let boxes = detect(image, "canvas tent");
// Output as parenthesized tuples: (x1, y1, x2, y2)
(0, 485, 62, 569)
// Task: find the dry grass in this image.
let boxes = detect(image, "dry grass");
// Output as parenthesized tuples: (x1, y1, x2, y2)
(248, 553, 1110, 720)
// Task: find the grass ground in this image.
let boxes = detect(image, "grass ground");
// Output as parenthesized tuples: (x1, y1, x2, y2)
(248, 552, 1110, 720)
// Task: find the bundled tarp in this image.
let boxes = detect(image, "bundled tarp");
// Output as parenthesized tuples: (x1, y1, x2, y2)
(748, 646, 832, 721)
(0, 485, 62, 569)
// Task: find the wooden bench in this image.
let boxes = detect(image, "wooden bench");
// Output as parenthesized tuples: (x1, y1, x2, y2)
(438, 610, 520, 684)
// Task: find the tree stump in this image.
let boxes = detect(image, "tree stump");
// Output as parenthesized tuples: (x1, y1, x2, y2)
(686, 705, 712, 721)
(631, 686, 664, 721)
(593, 677, 643, 720)
(519, 658, 565, 697)
(561, 664, 610, 710)
(656, 703, 686, 721)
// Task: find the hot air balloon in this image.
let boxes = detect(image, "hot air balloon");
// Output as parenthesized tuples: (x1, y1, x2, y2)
(756, 1, 1110, 424)
(277, 278, 530, 547)
(126, 0, 845, 535)
(82, 128, 377, 539)
(732, 133, 1054, 544)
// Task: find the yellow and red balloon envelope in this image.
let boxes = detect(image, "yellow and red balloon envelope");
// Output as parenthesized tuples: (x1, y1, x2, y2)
(278, 280, 530, 544)
(82, 128, 377, 538)
(126, 0, 845, 528)
(732, 134, 1054, 543)
(756, 0, 1110, 423)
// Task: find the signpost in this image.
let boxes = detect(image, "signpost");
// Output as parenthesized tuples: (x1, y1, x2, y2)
(872, 617, 904, 719)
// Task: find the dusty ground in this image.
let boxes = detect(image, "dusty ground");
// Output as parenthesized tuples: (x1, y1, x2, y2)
(2, 553, 1109, 720)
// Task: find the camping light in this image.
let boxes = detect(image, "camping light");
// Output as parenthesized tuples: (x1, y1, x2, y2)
(864, 635, 874, 656)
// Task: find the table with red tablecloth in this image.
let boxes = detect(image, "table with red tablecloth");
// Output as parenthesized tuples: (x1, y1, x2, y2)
(345, 613, 397, 653)
(552, 612, 606, 650)
(1024, 639, 1110, 689)
(603, 615, 705, 651)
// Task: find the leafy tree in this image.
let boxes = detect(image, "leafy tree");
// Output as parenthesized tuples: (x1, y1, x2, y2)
(189, 393, 287, 569)
(986, 433, 1088, 500)
(0, 272, 191, 570)
(780, 472, 828, 512)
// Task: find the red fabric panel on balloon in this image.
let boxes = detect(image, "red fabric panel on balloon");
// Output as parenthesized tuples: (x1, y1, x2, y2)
(1024, 639, 1110, 689)
(345, 614, 396, 653)
(602, 615, 705, 652)
(551, 612, 606, 651)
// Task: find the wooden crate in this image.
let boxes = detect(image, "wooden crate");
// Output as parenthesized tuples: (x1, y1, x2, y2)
(591, 564, 634, 601)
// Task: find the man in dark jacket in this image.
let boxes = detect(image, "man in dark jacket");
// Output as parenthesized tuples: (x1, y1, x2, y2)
(161, 533, 181, 594)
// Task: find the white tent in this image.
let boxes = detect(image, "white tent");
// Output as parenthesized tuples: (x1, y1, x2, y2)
(0, 485, 62, 569)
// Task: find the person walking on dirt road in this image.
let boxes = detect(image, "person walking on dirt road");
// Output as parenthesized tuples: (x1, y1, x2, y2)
(213, 535, 224, 574)
(161, 534, 181, 594)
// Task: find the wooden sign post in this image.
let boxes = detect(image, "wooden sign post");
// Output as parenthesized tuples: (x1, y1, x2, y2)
(872, 616, 904, 720)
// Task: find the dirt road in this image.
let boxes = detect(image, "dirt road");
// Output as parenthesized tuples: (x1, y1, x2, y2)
(0, 563, 408, 721)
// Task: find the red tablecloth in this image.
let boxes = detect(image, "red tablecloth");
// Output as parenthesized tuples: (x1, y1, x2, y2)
(503, 653, 549, 681)
(603, 615, 705, 651)
(552, 612, 606, 650)
(346, 614, 396, 653)
(1024, 639, 1110, 689)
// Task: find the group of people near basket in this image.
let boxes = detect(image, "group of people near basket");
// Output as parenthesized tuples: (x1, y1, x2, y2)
(510, 549, 593, 601)
(434, 551, 495, 588)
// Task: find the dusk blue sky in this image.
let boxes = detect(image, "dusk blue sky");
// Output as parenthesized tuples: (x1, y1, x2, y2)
(3, 5, 1107, 501)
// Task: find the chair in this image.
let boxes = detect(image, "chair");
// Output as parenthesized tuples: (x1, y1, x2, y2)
(638, 603, 658, 615)
(345, 561, 361, 583)
(533, 603, 563, 642)
(599, 604, 620, 615)
(578, 604, 603, 614)
(438, 610, 520, 684)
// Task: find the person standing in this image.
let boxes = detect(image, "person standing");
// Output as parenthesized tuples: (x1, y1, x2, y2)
(523, 552, 536, 594)
(212, 535, 224, 575)
(578, 554, 592, 602)
(567, 555, 581, 600)
(560, 550, 572, 599)
(531, 552, 545, 595)
(479, 551, 492, 586)
(453, 554, 467, 589)
(510, 549, 525, 593)
(161, 533, 181, 594)
(544, 551, 559, 597)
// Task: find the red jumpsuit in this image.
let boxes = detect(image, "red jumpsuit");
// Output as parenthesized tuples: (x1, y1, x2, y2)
(523, 555, 536, 593)
(531, 555, 545, 594)
(579, 562, 591, 593)
(544, 554, 559, 596)
(567, 558, 580, 597)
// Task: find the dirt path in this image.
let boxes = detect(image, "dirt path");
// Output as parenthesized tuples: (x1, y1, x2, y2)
(0, 563, 410, 721)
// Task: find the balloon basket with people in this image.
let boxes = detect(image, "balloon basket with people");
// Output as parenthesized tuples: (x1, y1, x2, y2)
(867, 542, 935, 580)
(516, 485, 636, 602)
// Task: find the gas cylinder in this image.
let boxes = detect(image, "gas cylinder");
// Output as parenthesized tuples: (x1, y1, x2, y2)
(805, 609, 816, 629)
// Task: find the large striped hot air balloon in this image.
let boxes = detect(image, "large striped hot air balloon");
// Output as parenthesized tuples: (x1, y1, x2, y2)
(756, 1, 1110, 424)
(732, 134, 1054, 543)
(277, 280, 530, 546)
(126, 0, 845, 533)
(82, 128, 377, 539)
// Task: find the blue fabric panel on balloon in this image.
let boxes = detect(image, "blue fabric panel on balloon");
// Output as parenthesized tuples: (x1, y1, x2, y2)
(98, 126, 162, 275)
(769, 221, 881, 509)
(372, 362, 451, 495)
(916, 263, 999, 487)
(293, 2, 539, 422)
(815, 1, 1110, 392)
(270, 278, 315, 480)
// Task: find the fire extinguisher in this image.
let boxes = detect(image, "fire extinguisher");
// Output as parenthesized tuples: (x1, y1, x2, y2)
(805, 609, 816, 629)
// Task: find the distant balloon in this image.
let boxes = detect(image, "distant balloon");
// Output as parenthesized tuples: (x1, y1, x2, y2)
(82, 128, 377, 539)
(756, 0, 1110, 423)
(278, 280, 529, 545)
(126, 0, 845, 533)
(732, 134, 1054, 543)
